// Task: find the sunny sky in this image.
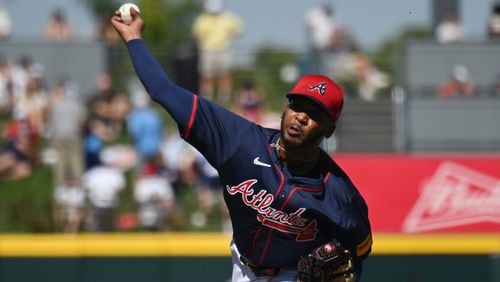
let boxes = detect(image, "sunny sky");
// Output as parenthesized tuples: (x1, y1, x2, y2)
(3, 0, 497, 52)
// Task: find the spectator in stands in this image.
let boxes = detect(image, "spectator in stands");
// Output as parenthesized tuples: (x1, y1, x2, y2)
(43, 8, 74, 42)
(487, 3, 500, 40)
(108, 90, 130, 137)
(232, 80, 266, 125)
(82, 161, 126, 232)
(52, 176, 86, 233)
(47, 77, 86, 189)
(0, 118, 37, 180)
(304, 3, 336, 74)
(192, 0, 244, 104)
(304, 3, 353, 77)
(352, 53, 390, 102)
(191, 151, 230, 232)
(160, 133, 197, 229)
(127, 89, 164, 167)
(8, 70, 47, 171)
(10, 55, 34, 101)
(438, 64, 475, 98)
(304, 3, 339, 75)
(0, 55, 12, 114)
(492, 73, 500, 96)
(160, 133, 194, 195)
(12, 74, 49, 136)
(88, 73, 124, 141)
(0, 4, 11, 40)
(83, 119, 104, 170)
(435, 11, 463, 44)
(133, 157, 175, 232)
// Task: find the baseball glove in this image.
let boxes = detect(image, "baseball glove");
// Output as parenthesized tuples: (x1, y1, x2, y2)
(296, 238, 355, 282)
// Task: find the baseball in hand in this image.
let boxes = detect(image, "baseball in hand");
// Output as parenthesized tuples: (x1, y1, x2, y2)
(119, 3, 140, 24)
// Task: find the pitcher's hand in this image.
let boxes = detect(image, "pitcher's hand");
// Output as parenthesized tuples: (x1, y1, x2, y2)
(111, 7, 144, 43)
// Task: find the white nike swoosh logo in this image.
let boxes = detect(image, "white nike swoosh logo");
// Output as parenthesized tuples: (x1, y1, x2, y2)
(253, 157, 271, 168)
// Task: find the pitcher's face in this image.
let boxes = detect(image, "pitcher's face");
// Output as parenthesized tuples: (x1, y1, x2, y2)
(281, 97, 334, 148)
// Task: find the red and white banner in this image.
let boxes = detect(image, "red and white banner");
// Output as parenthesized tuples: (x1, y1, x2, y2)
(334, 154, 500, 234)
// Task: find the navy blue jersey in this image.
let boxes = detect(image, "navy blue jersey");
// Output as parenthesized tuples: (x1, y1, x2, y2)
(127, 39, 372, 276)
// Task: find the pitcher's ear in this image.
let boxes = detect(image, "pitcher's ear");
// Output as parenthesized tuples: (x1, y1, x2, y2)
(325, 124, 336, 139)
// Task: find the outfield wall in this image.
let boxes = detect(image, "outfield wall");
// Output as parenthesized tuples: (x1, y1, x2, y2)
(334, 153, 500, 234)
(2, 153, 500, 281)
(0, 233, 499, 282)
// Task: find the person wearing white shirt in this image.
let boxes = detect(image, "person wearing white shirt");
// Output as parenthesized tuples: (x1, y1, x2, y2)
(435, 11, 464, 44)
(134, 162, 175, 231)
(53, 178, 86, 233)
(83, 164, 125, 231)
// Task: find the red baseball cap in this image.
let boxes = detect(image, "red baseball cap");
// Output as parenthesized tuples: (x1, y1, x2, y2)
(286, 74, 344, 123)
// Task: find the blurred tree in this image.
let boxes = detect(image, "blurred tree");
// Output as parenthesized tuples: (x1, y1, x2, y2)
(84, 0, 199, 54)
(141, 0, 200, 50)
(252, 46, 298, 111)
(83, 0, 200, 90)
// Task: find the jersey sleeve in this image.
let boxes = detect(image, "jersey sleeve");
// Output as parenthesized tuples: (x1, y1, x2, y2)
(344, 190, 372, 281)
(329, 163, 373, 280)
(191, 98, 259, 164)
(127, 39, 193, 129)
(126, 39, 252, 166)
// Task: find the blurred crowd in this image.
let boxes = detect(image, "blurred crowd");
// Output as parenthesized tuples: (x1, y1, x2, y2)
(0, 53, 249, 233)
(432, 5, 500, 98)
(0, 2, 281, 234)
(304, 2, 500, 100)
(1, 1, 500, 234)
(304, 3, 391, 102)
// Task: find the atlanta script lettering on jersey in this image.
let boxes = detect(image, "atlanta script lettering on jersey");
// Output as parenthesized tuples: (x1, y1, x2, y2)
(226, 179, 318, 241)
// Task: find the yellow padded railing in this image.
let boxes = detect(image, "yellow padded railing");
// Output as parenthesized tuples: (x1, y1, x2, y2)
(0, 233, 498, 257)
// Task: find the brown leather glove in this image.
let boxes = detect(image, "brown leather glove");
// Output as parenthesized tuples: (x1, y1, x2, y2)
(296, 238, 355, 282)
